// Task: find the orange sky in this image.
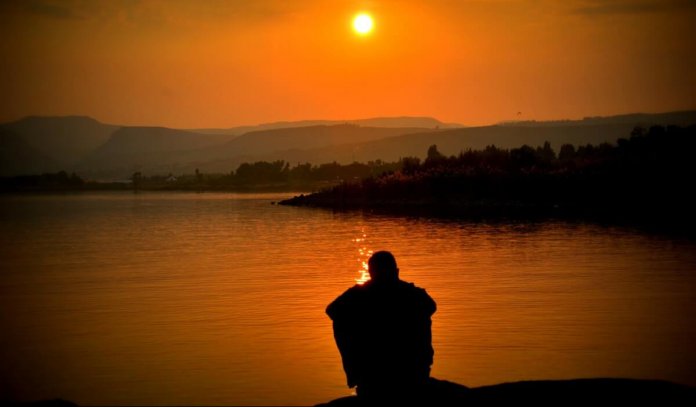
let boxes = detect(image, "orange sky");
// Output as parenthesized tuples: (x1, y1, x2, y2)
(1, 0, 694, 128)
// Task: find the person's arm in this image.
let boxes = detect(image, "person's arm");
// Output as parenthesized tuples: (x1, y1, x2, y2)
(417, 288, 436, 367)
(332, 319, 361, 388)
(420, 288, 437, 316)
(327, 290, 362, 388)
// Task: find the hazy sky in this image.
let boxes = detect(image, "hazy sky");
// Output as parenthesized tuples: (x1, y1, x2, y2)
(1, 0, 694, 127)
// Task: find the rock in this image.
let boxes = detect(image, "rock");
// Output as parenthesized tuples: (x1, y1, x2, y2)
(317, 377, 695, 406)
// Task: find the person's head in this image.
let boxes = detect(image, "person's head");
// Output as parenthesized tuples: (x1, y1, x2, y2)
(368, 251, 399, 283)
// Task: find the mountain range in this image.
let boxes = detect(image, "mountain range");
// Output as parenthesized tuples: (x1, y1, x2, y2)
(1, 111, 695, 179)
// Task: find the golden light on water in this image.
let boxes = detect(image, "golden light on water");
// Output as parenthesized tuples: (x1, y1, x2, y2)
(357, 258, 370, 285)
(354, 233, 372, 285)
(3, 193, 696, 405)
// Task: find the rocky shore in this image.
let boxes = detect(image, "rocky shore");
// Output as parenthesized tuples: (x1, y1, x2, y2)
(8, 378, 693, 406)
(317, 377, 695, 406)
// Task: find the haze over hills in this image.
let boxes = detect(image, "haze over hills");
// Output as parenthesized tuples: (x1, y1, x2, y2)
(189, 116, 462, 135)
(1, 111, 695, 179)
(499, 110, 696, 127)
(75, 124, 436, 178)
(305, 123, 650, 165)
(0, 116, 452, 177)
(0, 127, 60, 176)
(191, 116, 696, 173)
(1, 116, 118, 168)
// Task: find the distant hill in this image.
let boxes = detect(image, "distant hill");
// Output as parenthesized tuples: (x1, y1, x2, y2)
(83, 126, 232, 156)
(0, 128, 60, 176)
(224, 117, 696, 167)
(1, 111, 694, 178)
(76, 124, 438, 177)
(190, 116, 460, 135)
(0, 116, 118, 168)
(305, 122, 643, 163)
(217, 124, 435, 155)
(74, 126, 240, 178)
(499, 110, 696, 127)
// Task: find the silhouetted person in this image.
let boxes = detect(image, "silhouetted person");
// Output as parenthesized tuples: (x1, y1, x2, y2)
(326, 251, 436, 402)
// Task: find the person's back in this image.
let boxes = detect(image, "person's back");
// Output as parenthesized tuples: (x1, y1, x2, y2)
(326, 251, 436, 401)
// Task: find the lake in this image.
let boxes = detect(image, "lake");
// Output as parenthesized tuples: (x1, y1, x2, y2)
(1, 192, 694, 405)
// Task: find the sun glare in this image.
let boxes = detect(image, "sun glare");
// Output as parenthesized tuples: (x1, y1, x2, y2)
(354, 232, 372, 285)
(352, 13, 374, 35)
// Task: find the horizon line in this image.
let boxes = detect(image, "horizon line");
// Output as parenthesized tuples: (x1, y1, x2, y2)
(3, 108, 696, 130)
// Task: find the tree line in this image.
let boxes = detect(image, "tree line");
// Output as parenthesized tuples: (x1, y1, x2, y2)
(3, 125, 694, 208)
(0, 170, 85, 190)
(281, 125, 696, 228)
(129, 159, 404, 190)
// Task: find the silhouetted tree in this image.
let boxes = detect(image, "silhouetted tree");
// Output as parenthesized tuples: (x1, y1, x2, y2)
(559, 144, 576, 161)
(401, 157, 421, 175)
(289, 162, 312, 182)
(536, 141, 556, 164)
(510, 145, 537, 169)
(132, 171, 142, 190)
(195, 168, 203, 184)
(426, 144, 444, 162)
(235, 160, 288, 184)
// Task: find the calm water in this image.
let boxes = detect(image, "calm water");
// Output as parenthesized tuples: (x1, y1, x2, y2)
(1, 192, 695, 405)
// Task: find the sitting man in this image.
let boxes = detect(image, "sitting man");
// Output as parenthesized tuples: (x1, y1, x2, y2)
(326, 251, 436, 402)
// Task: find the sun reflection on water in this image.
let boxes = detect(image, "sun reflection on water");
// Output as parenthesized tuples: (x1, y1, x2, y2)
(353, 232, 372, 285)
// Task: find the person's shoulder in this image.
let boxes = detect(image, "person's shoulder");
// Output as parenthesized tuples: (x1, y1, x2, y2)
(398, 280, 436, 312)
(340, 284, 367, 298)
(326, 284, 366, 319)
(398, 279, 428, 294)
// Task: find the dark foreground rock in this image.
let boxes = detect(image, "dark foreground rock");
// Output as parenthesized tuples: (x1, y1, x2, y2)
(4, 400, 78, 407)
(317, 377, 695, 406)
(7, 378, 693, 406)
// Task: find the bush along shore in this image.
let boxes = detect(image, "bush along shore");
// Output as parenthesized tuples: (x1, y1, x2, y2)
(280, 125, 696, 231)
(0, 160, 402, 193)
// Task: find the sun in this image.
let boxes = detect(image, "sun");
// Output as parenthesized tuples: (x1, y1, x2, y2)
(352, 13, 374, 35)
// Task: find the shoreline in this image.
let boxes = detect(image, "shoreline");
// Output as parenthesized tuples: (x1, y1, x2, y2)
(318, 377, 695, 406)
(278, 193, 696, 238)
(11, 378, 693, 406)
